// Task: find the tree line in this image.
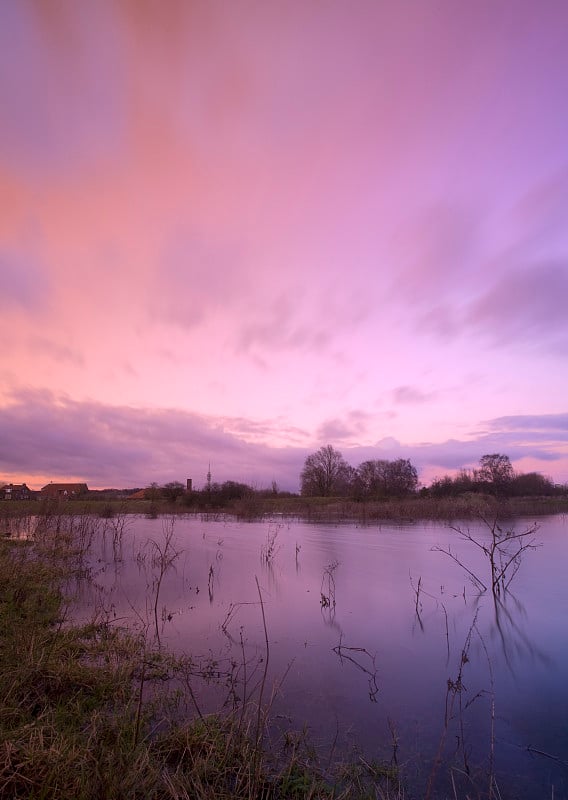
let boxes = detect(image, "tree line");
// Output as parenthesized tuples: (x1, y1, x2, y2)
(300, 447, 562, 499)
(300, 445, 418, 497)
(135, 449, 562, 506)
(429, 453, 560, 498)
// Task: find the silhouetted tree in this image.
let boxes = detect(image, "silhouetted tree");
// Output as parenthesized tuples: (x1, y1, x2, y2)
(356, 459, 391, 497)
(355, 458, 418, 497)
(384, 458, 419, 495)
(161, 481, 185, 503)
(300, 445, 352, 496)
(510, 472, 555, 496)
(478, 453, 514, 493)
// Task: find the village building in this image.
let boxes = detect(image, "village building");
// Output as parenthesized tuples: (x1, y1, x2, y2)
(40, 482, 89, 498)
(0, 483, 32, 501)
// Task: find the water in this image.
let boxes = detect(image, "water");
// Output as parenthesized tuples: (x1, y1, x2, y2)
(74, 514, 568, 798)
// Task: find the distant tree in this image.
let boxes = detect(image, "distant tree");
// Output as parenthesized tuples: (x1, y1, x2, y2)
(510, 471, 555, 496)
(477, 454, 514, 492)
(428, 475, 455, 498)
(145, 482, 161, 502)
(161, 481, 185, 503)
(217, 481, 252, 501)
(356, 459, 391, 497)
(429, 469, 478, 497)
(384, 458, 419, 495)
(300, 445, 352, 496)
(355, 458, 418, 497)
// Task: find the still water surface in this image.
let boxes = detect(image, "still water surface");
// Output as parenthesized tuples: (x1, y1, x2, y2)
(76, 514, 568, 798)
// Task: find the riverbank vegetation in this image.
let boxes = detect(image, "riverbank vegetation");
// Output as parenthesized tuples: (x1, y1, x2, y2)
(2, 490, 567, 528)
(2, 451, 566, 524)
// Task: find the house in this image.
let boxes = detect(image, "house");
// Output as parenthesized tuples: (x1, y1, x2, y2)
(40, 482, 89, 499)
(1, 483, 32, 501)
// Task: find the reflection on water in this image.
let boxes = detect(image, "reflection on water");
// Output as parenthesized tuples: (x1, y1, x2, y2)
(72, 514, 568, 798)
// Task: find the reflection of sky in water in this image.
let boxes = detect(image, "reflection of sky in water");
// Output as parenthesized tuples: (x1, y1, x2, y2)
(74, 515, 568, 798)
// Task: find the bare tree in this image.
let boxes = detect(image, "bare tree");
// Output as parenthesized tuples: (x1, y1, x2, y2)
(433, 516, 539, 596)
(300, 445, 352, 496)
(356, 458, 418, 497)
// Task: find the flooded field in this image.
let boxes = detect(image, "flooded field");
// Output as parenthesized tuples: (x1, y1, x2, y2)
(68, 513, 568, 798)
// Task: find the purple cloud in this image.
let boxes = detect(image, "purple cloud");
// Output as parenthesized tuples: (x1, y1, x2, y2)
(485, 413, 568, 433)
(0, 390, 303, 490)
(392, 385, 434, 405)
(316, 411, 374, 443)
(2, 394, 567, 490)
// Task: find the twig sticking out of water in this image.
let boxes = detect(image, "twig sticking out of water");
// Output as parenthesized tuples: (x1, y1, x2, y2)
(409, 573, 450, 661)
(260, 524, 282, 566)
(254, 576, 270, 774)
(150, 516, 180, 641)
(321, 560, 339, 610)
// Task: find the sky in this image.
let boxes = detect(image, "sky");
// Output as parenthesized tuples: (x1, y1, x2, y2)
(1, 0, 568, 492)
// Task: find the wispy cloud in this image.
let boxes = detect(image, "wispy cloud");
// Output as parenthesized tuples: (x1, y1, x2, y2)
(154, 229, 250, 330)
(0, 249, 48, 312)
(466, 262, 568, 348)
(316, 413, 369, 443)
(26, 336, 84, 367)
(0, 3, 124, 173)
(485, 413, 568, 434)
(392, 385, 434, 405)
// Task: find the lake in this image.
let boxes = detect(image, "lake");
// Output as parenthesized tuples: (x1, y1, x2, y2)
(73, 513, 568, 798)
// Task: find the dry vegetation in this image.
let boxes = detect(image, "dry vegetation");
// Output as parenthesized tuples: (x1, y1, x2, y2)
(4, 491, 568, 526)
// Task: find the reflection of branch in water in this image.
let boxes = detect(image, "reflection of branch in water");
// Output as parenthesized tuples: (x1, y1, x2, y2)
(409, 573, 450, 662)
(220, 600, 259, 644)
(410, 573, 424, 631)
(332, 635, 379, 702)
(525, 745, 568, 768)
(320, 560, 339, 626)
(426, 610, 483, 800)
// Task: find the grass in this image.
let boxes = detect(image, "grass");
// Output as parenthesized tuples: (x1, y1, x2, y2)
(4, 491, 568, 524)
(0, 518, 405, 800)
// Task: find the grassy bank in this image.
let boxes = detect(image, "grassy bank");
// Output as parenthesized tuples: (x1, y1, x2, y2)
(0, 521, 402, 799)
(3, 492, 568, 524)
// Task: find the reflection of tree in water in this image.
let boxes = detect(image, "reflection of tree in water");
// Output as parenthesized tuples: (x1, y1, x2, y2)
(481, 592, 550, 672)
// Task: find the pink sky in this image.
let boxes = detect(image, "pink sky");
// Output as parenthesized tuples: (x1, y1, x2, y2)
(2, 1, 568, 491)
